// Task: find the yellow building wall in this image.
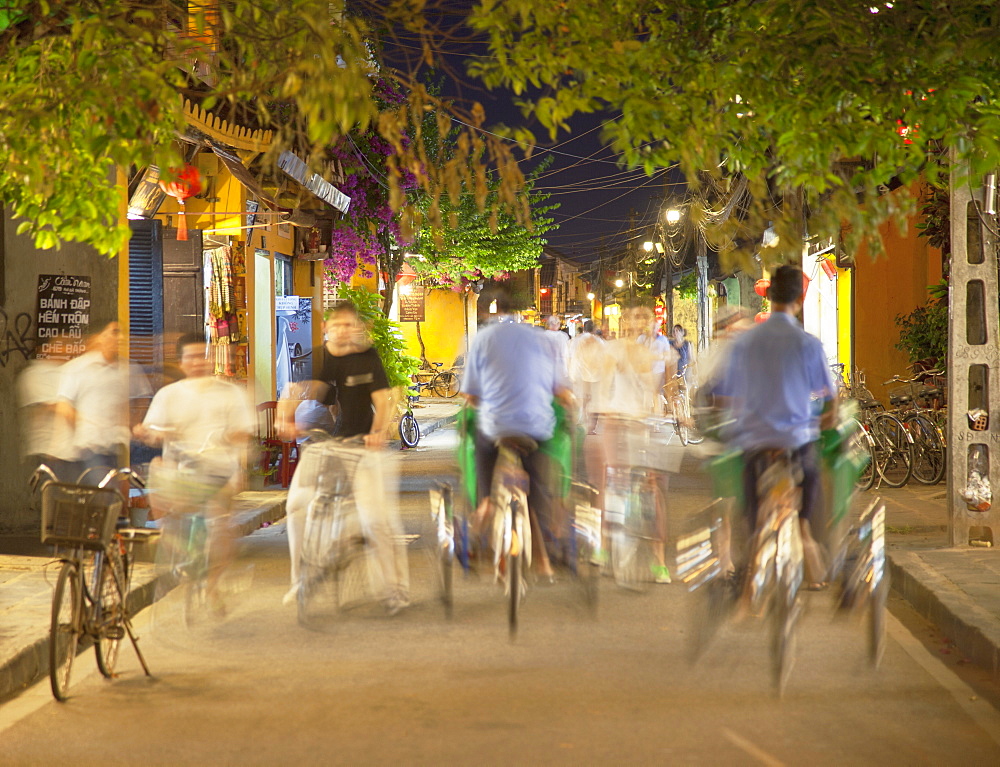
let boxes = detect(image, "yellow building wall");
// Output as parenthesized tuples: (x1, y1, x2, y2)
(853, 182, 944, 402)
(836, 264, 853, 372)
(398, 288, 470, 367)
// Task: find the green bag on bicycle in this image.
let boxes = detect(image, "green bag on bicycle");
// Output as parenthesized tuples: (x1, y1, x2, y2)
(456, 405, 479, 508)
(538, 400, 578, 501)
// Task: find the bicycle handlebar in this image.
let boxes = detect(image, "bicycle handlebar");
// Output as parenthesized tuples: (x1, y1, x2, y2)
(97, 467, 146, 491)
(28, 464, 59, 495)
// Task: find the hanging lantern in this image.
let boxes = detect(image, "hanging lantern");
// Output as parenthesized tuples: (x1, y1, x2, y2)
(754, 279, 770, 298)
(802, 272, 811, 297)
(754, 311, 771, 324)
(158, 164, 202, 241)
(819, 258, 837, 279)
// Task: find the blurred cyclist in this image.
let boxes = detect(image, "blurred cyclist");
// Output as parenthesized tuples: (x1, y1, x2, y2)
(134, 333, 254, 607)
(463, 289, 573, 580)
(279, 302, 409, 614)
(716, 265, 837, 587)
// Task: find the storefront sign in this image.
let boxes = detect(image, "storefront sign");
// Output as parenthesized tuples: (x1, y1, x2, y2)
(399, 285, 426, 322)
(35, 274, 91, 359)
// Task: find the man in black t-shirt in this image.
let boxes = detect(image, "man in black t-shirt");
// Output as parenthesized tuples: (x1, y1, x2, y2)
(279, 303, 408, 613)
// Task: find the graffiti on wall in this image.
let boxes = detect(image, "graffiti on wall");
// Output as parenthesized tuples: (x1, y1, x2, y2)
(0, 307, 34, 367)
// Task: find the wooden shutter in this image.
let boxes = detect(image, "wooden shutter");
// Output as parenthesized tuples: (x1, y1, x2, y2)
(128, 219, 164, 367)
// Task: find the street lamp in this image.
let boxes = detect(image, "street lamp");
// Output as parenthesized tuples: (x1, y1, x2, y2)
(665, 208, 682, 225)
(615, 278, 624, 288)
(586, 292, 595, 301)
(643, 241, 654, 253)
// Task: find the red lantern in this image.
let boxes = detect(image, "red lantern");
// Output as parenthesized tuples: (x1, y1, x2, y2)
(159, 164, 202, 241)
(802, 272, 811, 296)
(754, 311, 771, 324)
(754, 279, 770, 298)
(820, 258, 837, 279)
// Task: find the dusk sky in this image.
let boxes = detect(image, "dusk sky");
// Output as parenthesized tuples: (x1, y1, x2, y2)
(379, 10, 685, 267)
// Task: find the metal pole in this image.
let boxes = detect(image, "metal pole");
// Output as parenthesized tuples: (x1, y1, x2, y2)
(696, 232, 709, 352)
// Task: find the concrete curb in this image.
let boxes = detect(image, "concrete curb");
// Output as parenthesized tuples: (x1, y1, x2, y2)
(0, 496, 285, 703)
(888, 550, 1000, 677)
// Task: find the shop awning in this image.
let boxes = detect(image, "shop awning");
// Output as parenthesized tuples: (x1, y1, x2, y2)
(210, 144, 279, 208)
(278, 150, 351, 214)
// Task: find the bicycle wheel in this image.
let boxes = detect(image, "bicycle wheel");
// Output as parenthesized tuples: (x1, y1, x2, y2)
(905, 413, 946, 485)
(872, 413, 913, 487)
(671, 395, 690, 446)
(507, 502, 523, 639)
(687, 576, 728, 663)
(685, 387, 705, 445)
(297, 498, 336, 628)
(95, 550, 126, 677)
(770, 515, 802, 697)
(850, 419, 876, 491)
(433, 371, 460, 398)
(50, 561, 81, 702)
(573, 503, 601, 615)
(399, 412, 420, 448)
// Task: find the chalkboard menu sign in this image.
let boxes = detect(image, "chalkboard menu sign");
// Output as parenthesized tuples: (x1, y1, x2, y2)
(35, 274, 91, 359)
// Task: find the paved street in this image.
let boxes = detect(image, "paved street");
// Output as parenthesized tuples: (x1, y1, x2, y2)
(1, 430, 999, 765)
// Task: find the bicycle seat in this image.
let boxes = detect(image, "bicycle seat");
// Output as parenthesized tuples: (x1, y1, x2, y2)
(889, 394, 912, 406)
(495, 435, 538, 454)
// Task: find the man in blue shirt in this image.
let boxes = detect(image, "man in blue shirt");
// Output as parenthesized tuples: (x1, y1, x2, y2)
(463, 289, 573, 579)
(720, 266, 837, 582)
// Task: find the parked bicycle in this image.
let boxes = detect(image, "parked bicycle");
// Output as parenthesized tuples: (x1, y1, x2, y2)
(849, 369, 914, 488)
(31, 464, 156, 702)
(417, 360, 461, 398)
(884, 371, 947, 485)
(398, 384, 421, 449)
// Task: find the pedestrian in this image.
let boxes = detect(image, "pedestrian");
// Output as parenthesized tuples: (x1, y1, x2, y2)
(55, 320, 152, 482)
(590, 305, 672, 583)
(669, 324, 694, 385)
(716, 266, 837, 589)
(567, 319, 606, 434)
(638, 317, 678, 415)
(542, 314, 570, 377)
(279, 302, 409, 614)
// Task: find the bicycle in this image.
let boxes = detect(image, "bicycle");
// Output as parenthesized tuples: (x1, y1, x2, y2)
(295, 435, 372, 628)
(398, 385, 421, 448)
(417, 360, 461, 399)
(883, 372, 947, 485)
(31, 464, 156, 702)
(831, 497, 890, 666)
(489, 435, 535, 639)
(602, 416, 671, 590)
(428, 481, 457, 618)
(850, 369, 914, 488)
(663, 372, 704, 446)
(745, 449, 805, 696)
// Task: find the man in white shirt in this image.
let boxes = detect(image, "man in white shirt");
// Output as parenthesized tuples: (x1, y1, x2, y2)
(135, 333, 255, 607)
(567, 319, 605, 433)
(542, 314, 570, 377)
(56, 320, 152, 481)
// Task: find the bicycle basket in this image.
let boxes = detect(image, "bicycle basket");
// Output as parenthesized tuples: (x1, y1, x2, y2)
(41, 483, 124, 550)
